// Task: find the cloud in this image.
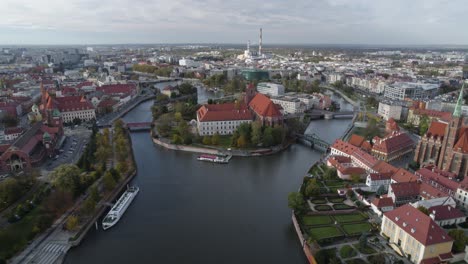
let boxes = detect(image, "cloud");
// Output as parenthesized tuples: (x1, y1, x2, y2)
(0, 0, 467, 44)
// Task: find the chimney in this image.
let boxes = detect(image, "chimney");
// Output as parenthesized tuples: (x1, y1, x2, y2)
(259, 28, 263, 56)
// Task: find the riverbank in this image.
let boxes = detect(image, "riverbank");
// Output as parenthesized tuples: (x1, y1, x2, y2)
(152, 134, 294, 157)
(321, 86, 359, 107)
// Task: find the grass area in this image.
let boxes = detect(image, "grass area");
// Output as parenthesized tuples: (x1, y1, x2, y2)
(346, 258, 367, 264)
(315, 205, 333, 211)
(308, 226, 343, 240)
(353, 243, 377, 255)
(328, 197, 346, 203)
(301, 215, 333, 226)
(342, 223, 372, 236)
(333, 204, 354, 210)
(310, 198, 327, 204)
(217, 135, 231, 148)
(339, 245, 357, 259)
(333, 213, 367, 223)
(308, 165, 322, 176)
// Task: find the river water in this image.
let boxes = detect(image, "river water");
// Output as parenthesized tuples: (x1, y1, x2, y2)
(65, 94, 352, 264)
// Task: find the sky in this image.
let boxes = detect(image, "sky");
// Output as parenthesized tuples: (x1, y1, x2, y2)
(0, 0, 467, 45)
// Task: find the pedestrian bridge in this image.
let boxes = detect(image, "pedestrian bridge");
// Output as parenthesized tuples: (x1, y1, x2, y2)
(296, 133, 330, 152)
(126, 122, 152, 131)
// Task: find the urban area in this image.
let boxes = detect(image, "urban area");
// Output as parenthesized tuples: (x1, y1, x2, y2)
(0, 28, 467, 264)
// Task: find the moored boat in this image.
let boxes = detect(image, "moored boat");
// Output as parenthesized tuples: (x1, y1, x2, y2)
(102, 186, 139, 230)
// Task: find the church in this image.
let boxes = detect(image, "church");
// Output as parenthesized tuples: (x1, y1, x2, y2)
(414, 83, 468, 177)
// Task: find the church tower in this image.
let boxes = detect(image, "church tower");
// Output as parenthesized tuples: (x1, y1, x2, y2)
(244, 83, 257, 105)
(439, 82, 466, 172)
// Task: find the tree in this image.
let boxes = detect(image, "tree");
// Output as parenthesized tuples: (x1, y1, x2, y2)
(419, 115, 430, 136)
(305, 178, 321, 197)
(251, 122, 262, 146)
(287, 192, 306, 215)
(172, 134, 183, 144)
(211, 133, 220, 145)
(202, 136, 211, 145)
(417, 206, 430, 216)
(323, 168, 338, 180)
(271, 126, 285, 145)
(376, 185, 386, 196)
(81, 196, 97, 215)
(50, 164, 81, 197)
(448, 229, 468, 253)
(103, 170, 117, 191)
(262, 127, 274, 147)
(66, 215, 79, 231)
(237, 135, 248, 148)
(351, 173, 361, 183)
(174, 112, 183, 122)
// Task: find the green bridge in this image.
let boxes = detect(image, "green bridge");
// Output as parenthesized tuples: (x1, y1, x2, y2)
(296, 133, 331, 152)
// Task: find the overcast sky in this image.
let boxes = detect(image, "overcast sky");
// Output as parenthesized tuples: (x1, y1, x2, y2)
(0, 0, 467, 45)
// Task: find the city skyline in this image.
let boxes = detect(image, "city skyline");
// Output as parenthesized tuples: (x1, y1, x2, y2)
(1, 0, 468, 45)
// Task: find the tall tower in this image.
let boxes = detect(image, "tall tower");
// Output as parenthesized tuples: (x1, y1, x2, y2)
(259, 28, 263, 56)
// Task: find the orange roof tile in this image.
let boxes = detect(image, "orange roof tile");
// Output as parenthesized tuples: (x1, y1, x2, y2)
(454, 127, 468, 153)
(248, 93, 282, 118)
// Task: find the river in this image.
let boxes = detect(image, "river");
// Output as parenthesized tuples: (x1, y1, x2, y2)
(64, 94, 352, 264)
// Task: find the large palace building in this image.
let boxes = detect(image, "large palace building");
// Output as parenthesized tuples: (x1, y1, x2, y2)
(414, 83, 468, 177)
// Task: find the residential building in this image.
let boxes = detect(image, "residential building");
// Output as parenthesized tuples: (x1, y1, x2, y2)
(388, 182, 421, 207)
(256, 82, 285, 96)
(371, 196, 394, 216)
(326, 155, 367, 180)
(378, 102, 402, 121)
(161, 85, 179, 97)
(428, 205, 466, 227)
(196, 104, 252, 136)
(407, 108, 451, 127)
(381, 205, 453, 264)
(270, 96, 305, 114)
(4, 127, 23, 141)
(366, 172, 392, 192)
(371, 131, 415, 162)
(384, 82, 439, 101)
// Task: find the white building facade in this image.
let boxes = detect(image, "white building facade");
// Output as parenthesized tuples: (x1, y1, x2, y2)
(256, 83, 285, 96)
(378, 102, 402, 121)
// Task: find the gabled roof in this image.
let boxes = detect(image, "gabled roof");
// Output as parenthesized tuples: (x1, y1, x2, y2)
(348, 134, 372, 151)
(197, 103, 253, 122)
(248, 93, 282, 118)
(384, 204, 453, 246)
(428, 205, 465, 221)
(426, 121, 447, 139)
(390, 182, 420, 197)
(391, 168, 417, 183)
(372, 132, 414, 154)
(372, 197, 394, 208)
(454, 127, 468, 153)
(372, 160, 398, 174)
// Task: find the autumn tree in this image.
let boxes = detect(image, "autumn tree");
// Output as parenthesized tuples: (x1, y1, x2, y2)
(288, 192, 307, 215)
(251, 122, 263, 146)
(103, 170, 117, 191)
(50, 164, 81, 197)
(66, 215, 79, 231)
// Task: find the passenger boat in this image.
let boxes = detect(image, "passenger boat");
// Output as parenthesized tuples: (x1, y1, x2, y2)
(197, 154, 229, 164)
(102, 186, 139, 230)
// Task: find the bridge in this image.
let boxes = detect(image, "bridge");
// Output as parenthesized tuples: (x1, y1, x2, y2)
(126, 122, 152, 131)
(308, 110, 354, 120)
(296, 133, 331, 152)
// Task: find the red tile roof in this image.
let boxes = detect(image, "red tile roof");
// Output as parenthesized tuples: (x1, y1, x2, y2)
(454, 127, 468, 153)
(428, 205, 465, 221)
(426, 121, 447, 139)
(415, 167, 459, 193)
(331, 139, 358, 156)
(412, 108, 452, 121)
(384, 204, 453, 246)
(419, 182, 448, 199)
(391, 168, 418, 183)
(369, 172, 392, 181)
(390, 182, 420, 197)
(54, 96, 94, 112)
(4, 127, 23, 135)
(248, 93, 282, 118)
(97, 83, 136, 95)
(372, 131, 414, 154)
(372, 161, 398, 174)
(351, 148, 378, 168)
(197, 103, 253, 122)
(348, 134, 372, 151)
(372, 197, 394, 208)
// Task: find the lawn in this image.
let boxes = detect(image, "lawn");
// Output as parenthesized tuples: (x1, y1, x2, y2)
(342, 223, 372, 236)
(308, 226, 343, 240)
(301, 215, 333, 226)
(339, 245, 357, 259)
(310, 198, 327, 204)
(315, 205, 333, 211)
(328, 197, 346, 203)
(353, 243, 377, 255)
(333, 214, 367, 223)
(333, 204, 354, 210)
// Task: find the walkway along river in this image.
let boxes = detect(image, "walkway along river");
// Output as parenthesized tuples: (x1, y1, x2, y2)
(64, 97, 353, 264)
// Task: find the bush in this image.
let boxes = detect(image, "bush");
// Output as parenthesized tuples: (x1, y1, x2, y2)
(333, 204, 354, 210)
(315, 205, 333, 211)
(340, 245, 357, 259)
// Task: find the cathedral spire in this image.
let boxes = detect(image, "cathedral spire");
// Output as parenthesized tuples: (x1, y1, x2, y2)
(453, 81, 465, 117)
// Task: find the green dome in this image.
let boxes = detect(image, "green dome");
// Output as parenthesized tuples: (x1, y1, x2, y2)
(52, 109, 61, 117)
(43, 132, 51, 140)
